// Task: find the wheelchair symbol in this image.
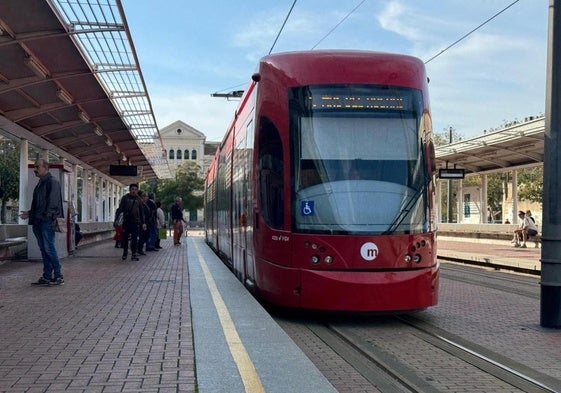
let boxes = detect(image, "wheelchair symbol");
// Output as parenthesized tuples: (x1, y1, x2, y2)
(301, 201, 314, 216)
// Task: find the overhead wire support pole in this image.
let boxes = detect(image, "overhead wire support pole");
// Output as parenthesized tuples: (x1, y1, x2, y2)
(210, 91, 244, 99)
(541, 0, 561, 328)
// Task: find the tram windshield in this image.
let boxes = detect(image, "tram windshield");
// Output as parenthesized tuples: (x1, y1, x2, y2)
(289, 84, 428, 235)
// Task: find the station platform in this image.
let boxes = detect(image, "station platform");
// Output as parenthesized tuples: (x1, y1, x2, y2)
(0, 232, 550, 392)
(0, 232, 335, 393)
(438, 235, 542, 275)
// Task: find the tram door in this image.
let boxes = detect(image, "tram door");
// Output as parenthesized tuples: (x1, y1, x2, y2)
(233, 120, 255, 285)
(244, 120, 255, 284)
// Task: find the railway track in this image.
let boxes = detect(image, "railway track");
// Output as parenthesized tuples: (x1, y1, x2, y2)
(275, 314, 560, 393)
(272, 264, 560, 392)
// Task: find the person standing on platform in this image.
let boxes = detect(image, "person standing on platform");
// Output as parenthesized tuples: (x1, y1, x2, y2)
(171, 197, 185, 245)
(145, 193, 158, 252)
(136, 190, 150, 255)
(118, 184, 145, 261)
(155, 201, 165, 249)
(19, 159, 65, 286)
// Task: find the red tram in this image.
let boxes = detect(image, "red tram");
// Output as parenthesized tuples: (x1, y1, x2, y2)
(204, 50, 438, 311)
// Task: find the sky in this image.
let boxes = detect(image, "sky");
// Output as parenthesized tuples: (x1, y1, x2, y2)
(120, 0, 549, 142)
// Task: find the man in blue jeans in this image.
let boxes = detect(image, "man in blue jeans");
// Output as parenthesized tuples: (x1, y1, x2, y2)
(117, 183, 146, 261)
(20, 159, 64, 286)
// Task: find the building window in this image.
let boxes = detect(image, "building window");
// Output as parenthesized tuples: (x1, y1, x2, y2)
(184, 149, 189, 159)
(192, 149, 197, 160)
(169, 149, 174, 159)
(177, 149, 182, 159)
(176, 128, 182, 135)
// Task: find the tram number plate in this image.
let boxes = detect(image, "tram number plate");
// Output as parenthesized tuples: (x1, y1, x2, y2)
(272, 235, 290, 242)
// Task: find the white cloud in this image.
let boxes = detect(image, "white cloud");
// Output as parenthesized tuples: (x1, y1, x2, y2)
(377, 1, 423, 42)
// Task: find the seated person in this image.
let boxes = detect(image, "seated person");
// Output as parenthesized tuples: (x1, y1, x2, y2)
(511, 211, 538, 248)
(512, 211, 525, 246)
(521, 211, 538, 248)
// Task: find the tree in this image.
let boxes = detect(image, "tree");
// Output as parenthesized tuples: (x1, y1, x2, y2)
(0, 140, 20, 223)
(174, 161, 204, 213)
(518, 167, 543, 204)
(153, 161, 204, 215)
(433, 126, 463, 146)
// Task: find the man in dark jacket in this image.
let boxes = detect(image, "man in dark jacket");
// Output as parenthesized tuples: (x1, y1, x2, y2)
(20, 159, 64, 285)
(136, 190, 151, 255)
(117, 183, 145, 261)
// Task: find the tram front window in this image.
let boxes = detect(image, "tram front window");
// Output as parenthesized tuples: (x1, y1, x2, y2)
(289, 84, 428, 235)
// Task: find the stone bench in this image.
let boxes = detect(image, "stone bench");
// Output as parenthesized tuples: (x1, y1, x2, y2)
(0, 225, 28, 261)
(77, 222, 115, 246)
(0, 237, 27, 260)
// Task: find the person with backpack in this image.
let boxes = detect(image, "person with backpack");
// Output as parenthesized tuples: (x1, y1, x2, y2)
(117, 183, 145, 261)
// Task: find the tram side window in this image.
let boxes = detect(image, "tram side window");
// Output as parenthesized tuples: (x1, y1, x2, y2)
(258, 117, 284, 229)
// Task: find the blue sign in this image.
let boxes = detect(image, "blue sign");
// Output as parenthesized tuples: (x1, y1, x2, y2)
(301, 201, 314, 216)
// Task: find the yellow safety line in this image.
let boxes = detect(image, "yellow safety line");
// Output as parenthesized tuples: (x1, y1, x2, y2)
(193, 242, 265, 393)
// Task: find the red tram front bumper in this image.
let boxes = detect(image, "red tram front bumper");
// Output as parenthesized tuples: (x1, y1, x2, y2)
(299, 265, 439, 311)
(256, 261, 439, 312)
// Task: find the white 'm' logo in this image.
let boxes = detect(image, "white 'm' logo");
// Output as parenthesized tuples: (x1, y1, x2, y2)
(360, 242, 379, 261)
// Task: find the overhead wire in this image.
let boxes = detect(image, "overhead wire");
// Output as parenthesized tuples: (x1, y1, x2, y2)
(214, 1, 521, 96)
(424, 0, 521, 64)
(268, 0, 298, 54)
(311, 0, 368, 50)
(213, 82, 247, 95)
(216, 0, 366, 94)
(214, 0, 298, 96)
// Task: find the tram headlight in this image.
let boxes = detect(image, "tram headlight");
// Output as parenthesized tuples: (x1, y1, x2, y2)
(404, 254, 412, 263)
(324, 255, 334, 264)
(413, 254, 422, 263)
(311, 255, 320, 264)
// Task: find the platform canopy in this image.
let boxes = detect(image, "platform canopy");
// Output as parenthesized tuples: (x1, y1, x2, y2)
(435, 117, 545, 175)
(0, 0, 171, 182)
